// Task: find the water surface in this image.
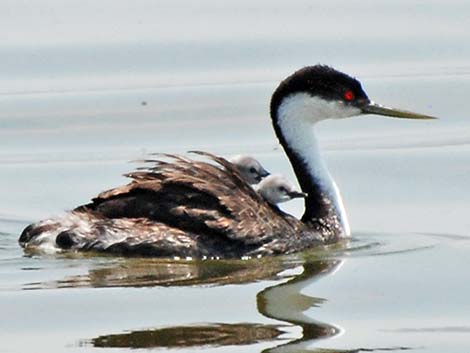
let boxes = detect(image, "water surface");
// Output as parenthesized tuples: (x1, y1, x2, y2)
(1, 1, 470, 352)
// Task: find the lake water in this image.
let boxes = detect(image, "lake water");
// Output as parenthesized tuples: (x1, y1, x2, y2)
(1, 1, 470, 352)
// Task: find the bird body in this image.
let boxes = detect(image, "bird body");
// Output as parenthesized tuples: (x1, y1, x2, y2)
(21, 153, 321, 258)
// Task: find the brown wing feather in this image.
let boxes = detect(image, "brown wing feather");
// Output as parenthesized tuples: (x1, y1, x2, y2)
(81, 152, 303, 248)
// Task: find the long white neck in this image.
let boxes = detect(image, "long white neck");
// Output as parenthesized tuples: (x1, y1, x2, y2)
(275, 93, 355, 237)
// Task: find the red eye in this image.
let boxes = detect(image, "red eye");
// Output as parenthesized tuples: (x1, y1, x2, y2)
(343, 90, 355, 101)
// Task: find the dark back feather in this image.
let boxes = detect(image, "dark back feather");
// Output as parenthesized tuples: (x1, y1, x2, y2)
(78, 152, 313, 253)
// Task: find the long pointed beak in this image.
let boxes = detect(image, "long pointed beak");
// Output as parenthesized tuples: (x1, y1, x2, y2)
(288, 191, 308, 199)
(361, 102, 438, 120)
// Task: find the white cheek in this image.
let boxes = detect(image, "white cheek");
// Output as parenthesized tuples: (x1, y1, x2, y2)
(278, 93, 361, 124)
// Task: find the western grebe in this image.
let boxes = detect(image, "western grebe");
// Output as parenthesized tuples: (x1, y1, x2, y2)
(19, 65, 436, 258)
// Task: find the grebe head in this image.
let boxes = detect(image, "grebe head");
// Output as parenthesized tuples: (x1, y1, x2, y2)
(230, 155, 270, 184)
(271, 65, 437, 125)
(269, 65, 436, 237)
(256, 175, 307, 205)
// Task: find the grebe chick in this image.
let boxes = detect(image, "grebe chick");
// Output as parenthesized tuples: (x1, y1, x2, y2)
(229, 155, 270, 184)
(256, 175, 307, 205)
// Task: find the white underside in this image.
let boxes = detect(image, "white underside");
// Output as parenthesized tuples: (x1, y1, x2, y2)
(25, 212, 131, 251)
(277, 93, 360, 236)
(23, 213, 89, 252)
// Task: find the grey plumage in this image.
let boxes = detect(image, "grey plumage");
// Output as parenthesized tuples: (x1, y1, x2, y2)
(256, 175, 307, 205)
(229, 155, 270, 184)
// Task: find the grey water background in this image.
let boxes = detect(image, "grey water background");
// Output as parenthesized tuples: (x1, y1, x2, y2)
(1, 0, 470, 352)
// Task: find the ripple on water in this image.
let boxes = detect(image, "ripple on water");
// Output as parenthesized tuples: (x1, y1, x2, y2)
(0, 227, 461, 292)
(0, 217, 470, 352)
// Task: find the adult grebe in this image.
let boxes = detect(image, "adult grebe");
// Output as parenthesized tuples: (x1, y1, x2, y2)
(19, 65, 436, 258)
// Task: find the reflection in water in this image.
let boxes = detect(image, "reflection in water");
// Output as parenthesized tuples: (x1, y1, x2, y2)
(23, 255, 304, 289)
(21, 237, 418, 352)
(78, 257, 351, 351)
(22, 233, 427, 290)
(258, 261, 342, 352)
(85, 323, 287, 349)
